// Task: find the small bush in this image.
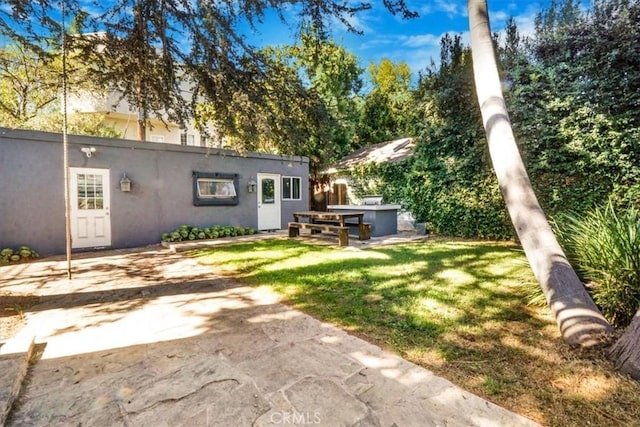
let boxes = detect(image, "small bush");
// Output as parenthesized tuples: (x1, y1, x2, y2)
(161, 224, 256, 243)
(554, 201, 640, 328)
(0, 245, 39, 265)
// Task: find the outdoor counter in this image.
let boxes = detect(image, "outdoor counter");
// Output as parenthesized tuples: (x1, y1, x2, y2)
(327, 204, 400, 237)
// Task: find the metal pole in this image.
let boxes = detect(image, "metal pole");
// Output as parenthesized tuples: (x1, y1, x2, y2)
(61, 0, 72, 279)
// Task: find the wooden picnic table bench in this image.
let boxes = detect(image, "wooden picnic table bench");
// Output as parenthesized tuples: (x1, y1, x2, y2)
(288, 211, 370, 246)
(288, 222, 350, 246)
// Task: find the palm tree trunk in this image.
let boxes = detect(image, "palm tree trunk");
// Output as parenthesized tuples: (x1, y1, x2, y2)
(609, 308, 640, 378)
(466, 0, 612, 346)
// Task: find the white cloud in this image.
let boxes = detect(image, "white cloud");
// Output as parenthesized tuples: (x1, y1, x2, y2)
(356, 29, 470, 77)
(491, 10, 510, 24)
(488, 3, 546, 39)
(333, 11, 373, 34)
(401, 33, 441, 48)
(434, 0, 468, 19)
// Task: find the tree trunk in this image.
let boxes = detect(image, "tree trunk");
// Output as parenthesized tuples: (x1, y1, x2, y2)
(609, 309, 640, 379)
(466, 0, 613, 346)
(134, 0, 147, 142)
(136, 107, 146, 142)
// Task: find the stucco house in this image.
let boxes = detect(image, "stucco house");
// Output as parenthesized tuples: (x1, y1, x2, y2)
(66, 32, 214, 147)
(0, 128, 308, 255)
(67, 87, 215, 147)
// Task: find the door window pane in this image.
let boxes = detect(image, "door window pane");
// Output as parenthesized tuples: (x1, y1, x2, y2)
(262, 179, 275, 204)
(77, 173, 104, 210)
(292, 177, 300, 199)
(283, 178, 291, 199)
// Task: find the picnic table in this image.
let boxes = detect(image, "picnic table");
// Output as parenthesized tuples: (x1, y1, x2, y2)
(288, 211, 371, 247)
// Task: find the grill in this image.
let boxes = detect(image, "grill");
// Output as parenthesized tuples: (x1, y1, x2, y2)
(362, 195, 384, 205)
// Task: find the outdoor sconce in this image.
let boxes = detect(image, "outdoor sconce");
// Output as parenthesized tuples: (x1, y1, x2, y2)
(81, 147, 96, 158)
(247, 178, 257, 193)
(120, 172, 132, 192)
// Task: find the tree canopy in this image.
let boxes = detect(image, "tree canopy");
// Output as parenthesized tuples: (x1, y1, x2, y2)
(355, 58, 414, 146)
(0, 0, 415, 152)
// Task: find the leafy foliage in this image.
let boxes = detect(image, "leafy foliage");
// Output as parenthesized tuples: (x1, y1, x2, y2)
(288, 31, 364, 158)
(554, 201, 640, 328)
(0, 42, 59, 127)
(245, 32, 363, 181)
(505, 0, 640, 216)
(406, 34, 513, 239)
(355, 58, 415, 146)
(341, 160, 409, 206)
(0, 39, 123, 136)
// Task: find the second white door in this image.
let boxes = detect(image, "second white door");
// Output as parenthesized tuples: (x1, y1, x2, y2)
(257, 173, 281, 230)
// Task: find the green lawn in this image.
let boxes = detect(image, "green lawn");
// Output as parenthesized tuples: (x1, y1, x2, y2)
(192, 238, 640, 426)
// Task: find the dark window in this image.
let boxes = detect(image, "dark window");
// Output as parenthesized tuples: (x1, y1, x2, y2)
(282, 176, 301, 200)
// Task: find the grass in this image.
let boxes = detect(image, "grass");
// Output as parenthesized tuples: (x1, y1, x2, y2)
(192, 238, 640, 427)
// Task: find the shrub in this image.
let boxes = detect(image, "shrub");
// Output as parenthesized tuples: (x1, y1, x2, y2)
(161, 225, 256, 243)
(0, 245, 39, 264)
(554, 201, 640, 328)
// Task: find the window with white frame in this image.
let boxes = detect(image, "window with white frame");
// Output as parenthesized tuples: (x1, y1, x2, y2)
(198, 178, 236, 198)
(192, 171, 239, 206)
(282, 176, 301, 200)
(150, 135, 164, 143)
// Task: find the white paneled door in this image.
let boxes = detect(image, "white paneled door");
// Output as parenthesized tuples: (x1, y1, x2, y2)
(257, 173, 281, 230)
(70, 168, 111, 248)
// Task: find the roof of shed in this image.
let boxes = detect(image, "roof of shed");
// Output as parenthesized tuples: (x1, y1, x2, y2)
(325, 137, 415, 174)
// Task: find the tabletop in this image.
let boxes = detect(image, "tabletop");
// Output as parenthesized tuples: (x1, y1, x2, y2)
(293, 211, 365, 226)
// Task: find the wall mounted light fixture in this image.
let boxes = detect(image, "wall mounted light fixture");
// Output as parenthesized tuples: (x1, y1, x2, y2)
(247, 178, 257, 193)
(81, 147, 96, 158)
(120, 172, 132, 192)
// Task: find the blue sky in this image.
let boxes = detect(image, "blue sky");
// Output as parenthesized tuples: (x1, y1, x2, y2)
(246, 0, 553, 79)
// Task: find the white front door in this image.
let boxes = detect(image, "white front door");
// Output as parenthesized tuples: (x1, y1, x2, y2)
(257, 173, 281, 230)
(70, 167, 111, 248)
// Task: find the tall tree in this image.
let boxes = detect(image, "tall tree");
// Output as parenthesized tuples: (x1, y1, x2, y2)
(467, 0, 612, 346)
(0, 39, 115, 135)
(0, 0, 388, 147)
(278, 30, 363, 161)
(0, 42, 59, 127)
(356, 58, 414, 145)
